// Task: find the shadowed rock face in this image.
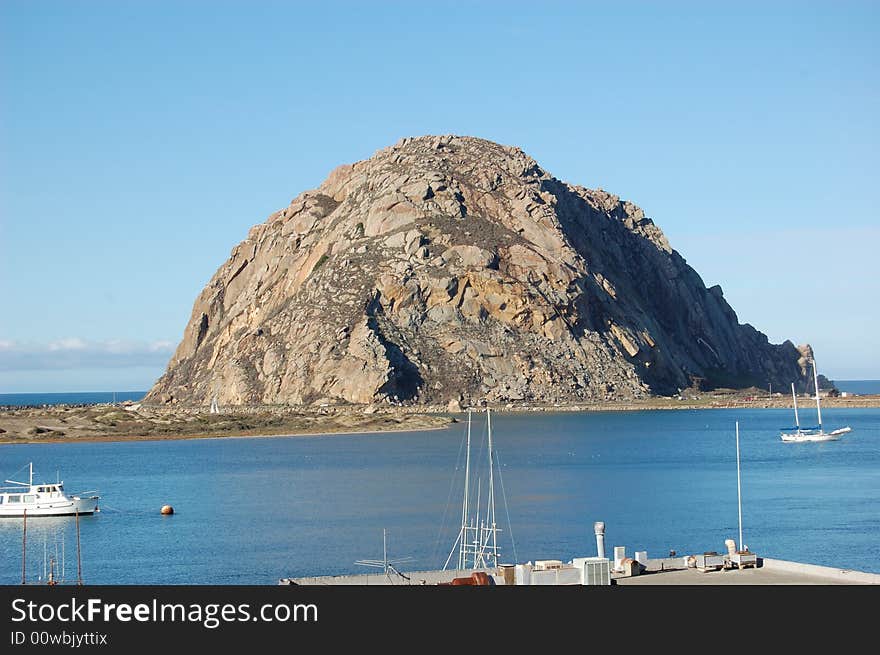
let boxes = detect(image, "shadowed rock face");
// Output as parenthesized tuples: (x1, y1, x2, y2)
(146, 135, 812, 407)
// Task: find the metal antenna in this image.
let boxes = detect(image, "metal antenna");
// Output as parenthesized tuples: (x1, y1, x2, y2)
(355, 529, 414, 580)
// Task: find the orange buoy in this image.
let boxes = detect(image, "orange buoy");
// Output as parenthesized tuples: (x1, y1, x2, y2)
(160, 505, 174, 515)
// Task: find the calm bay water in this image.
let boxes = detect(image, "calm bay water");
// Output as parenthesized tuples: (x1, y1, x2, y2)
(0, 391, 147, 407)
(1, 407, 877, 584)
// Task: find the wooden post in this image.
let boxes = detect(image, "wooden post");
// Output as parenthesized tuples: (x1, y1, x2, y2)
(21, 509, 27, 585)
(76, 509, 83, 585)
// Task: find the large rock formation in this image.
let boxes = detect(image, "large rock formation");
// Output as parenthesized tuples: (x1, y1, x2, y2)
(147, 135, 814, 407)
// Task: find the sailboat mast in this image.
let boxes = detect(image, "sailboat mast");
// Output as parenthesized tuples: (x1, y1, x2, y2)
(474, 482, 481, 568)
(487, 408, 497, 568)
(812, 358, 822, 431)
(458, 411, 472, 571)
(791, 383, 800, 430)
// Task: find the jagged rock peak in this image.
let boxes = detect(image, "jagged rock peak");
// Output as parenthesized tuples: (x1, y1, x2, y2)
(147, 135, 811, 407)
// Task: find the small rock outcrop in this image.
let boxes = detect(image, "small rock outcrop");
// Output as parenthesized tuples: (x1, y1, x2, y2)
(147, 135, 813, 406)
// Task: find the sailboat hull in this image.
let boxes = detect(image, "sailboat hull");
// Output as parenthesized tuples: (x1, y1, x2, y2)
(0, 496, 99, 518)
(780, 431, 843, 443)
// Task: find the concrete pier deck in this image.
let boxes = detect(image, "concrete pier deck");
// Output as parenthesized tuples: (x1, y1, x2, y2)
(281, 557, 880, 585)
(612, 557, 880, 585)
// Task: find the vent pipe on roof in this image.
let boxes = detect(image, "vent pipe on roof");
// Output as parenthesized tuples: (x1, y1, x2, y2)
(594, 521, 606, 559)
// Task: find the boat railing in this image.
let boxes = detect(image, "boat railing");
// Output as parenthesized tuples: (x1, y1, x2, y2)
(1, 483, 32, 492)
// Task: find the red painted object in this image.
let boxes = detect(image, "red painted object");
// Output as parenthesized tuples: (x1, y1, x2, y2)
(441, 572, 494, 586)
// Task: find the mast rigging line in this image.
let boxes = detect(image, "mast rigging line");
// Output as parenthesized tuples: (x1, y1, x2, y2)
(494, 448, 518, 565)
(431, 420, 469, 566)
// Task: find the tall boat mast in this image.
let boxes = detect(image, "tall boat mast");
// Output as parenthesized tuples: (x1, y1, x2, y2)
(457, 411, 472, 571)
(447, 407, 502, 571)
(486, 408, 497, 568)
(791, 383, 801, 431)
(812, 358, 823, 432)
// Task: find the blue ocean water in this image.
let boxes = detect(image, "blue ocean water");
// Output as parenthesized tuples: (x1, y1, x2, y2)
(0, 407, 877, 584)
(833, 380, 880, 395)
(0, 391, 147, 407)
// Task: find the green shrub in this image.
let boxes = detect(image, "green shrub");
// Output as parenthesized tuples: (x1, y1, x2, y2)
(312, 254, 329, 274)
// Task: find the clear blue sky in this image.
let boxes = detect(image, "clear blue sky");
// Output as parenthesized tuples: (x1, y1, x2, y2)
(1, 1, 877, 392)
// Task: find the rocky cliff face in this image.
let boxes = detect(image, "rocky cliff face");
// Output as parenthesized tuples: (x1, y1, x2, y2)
(146, 135, 814, 407)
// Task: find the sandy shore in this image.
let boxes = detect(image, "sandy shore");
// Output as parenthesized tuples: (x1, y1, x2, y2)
(1, 392, 877, 445)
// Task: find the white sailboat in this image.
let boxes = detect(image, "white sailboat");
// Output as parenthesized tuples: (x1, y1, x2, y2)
(780, 358, 852, 442)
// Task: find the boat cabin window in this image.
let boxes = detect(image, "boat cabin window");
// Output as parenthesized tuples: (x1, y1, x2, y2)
(8, 495, 21, 503)
(24, 495, 35, 503)
(0, 496, 4, 504)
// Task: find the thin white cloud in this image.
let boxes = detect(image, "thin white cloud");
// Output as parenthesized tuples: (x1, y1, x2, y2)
(0, 338, 176, 371)
(148, 340, 175, 352)
(48, 337, 88, 351)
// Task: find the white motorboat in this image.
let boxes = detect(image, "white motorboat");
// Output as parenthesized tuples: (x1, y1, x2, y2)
(780, 358, 852, 443)
(0, 463, 99, 518)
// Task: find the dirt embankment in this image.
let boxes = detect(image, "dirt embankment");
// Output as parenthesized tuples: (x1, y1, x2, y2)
(0, 404, 455, 444)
